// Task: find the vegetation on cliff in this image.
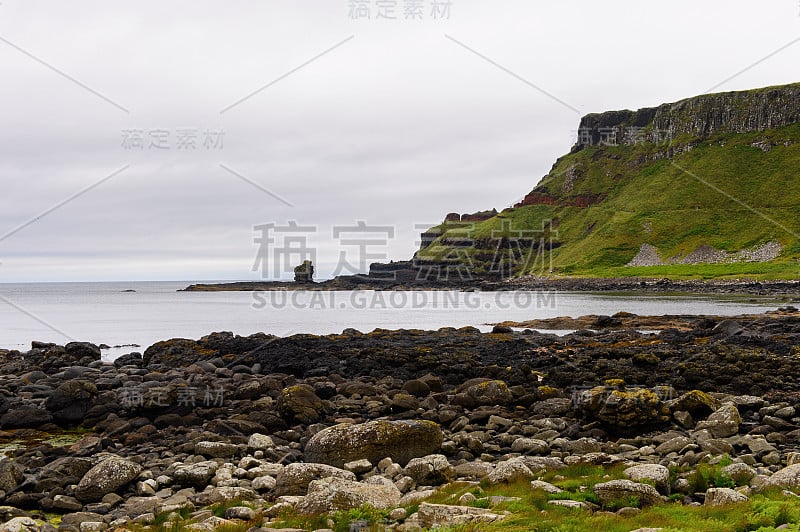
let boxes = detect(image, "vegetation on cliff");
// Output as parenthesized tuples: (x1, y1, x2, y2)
(418, 83, 800, 280)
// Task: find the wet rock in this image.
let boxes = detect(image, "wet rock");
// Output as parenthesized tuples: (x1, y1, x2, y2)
(304, 420, 443, 467)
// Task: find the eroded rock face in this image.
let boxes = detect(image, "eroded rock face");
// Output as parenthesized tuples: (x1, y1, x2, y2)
(74, 457, 142, 502)
(304, 420, 443, 467)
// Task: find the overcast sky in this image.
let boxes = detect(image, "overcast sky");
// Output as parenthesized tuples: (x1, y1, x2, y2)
(0, 0, 798, 282)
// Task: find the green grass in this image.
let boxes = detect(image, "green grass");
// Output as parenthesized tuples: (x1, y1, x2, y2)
(417, 122, 800, 280)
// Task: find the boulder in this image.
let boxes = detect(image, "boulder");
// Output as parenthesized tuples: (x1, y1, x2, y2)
(45, 380, 98, 422)
(764, 464, 800, 489)
(624, 464, 670, 495)
(173, 461, 220, 488)
(464, 380, 514, 406)
(704, 487, 748, 506)
(666, 390, 720, 415)
(296, 477, 401, 514)
(0, 461, 24, 493)
(304, 420, 443, 467)
(276, 385, 326, 425)
(695, 402, 741, 438)
(0, 517, 39, 532)
(486, 458, 536, 484)
(274, 463, 355, 496)
(510, 438, 549, 455)
(403, 455, 454, 486)
(0, 403, 52, 429)
(577, 386, 669, 428)
(74, 457, 142, 502)
(194, 441, 238, 458)
(417, 502, 505, 528)
(593, 480, 663, 507)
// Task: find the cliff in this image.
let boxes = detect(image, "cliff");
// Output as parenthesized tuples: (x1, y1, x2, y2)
(417, 82, 800, 279)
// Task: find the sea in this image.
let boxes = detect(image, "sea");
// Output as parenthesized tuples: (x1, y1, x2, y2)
(0, 281, 787, 361)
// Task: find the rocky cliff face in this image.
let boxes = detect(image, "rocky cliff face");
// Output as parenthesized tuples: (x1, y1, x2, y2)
(576, 82, 800, 147)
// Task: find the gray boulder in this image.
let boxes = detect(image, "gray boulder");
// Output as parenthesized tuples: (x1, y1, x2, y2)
(705, 487, 748, 506)
(275, 463, 355, 496)
(593, 479, 663, 507)
(403, 455, 454, 486)
(74, 457, 142, 502)
(296, 477, 401, 514)
(305, 420, 443, 467)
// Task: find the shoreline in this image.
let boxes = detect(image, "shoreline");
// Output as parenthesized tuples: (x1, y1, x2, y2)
(2, 310, 800, 528)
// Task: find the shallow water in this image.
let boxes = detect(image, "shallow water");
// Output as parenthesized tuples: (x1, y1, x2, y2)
(0, 281, 785, 360)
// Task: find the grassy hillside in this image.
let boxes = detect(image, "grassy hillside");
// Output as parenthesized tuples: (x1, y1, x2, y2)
(417, 122, 800, 280)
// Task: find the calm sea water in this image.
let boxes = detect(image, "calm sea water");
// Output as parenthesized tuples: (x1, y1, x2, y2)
(0, 281, 785, 360)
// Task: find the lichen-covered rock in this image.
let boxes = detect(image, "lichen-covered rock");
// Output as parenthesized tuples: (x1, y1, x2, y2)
(74, 456, 142, 502)
(173, 461, 220, 488)
(304, 420, 443, 467)
(577, 386, 669, 428)
(194, 441, 238, 458)
(403, 454, 454, 486)
(417, 502, 506, 528)
(624, 464, 671, 495)
(705, 487, 748, 506)
(463, 380, 514, 406)
(277, 384, 326, 425)
(666, 390, 721, 415)
(695, 402, 741, 438)
(764, 464, 800, 489)
(486, 458, 536, 484)
(0, 461, 24, 493)
(274, 463, 355, 496)
(296, 477, 401, 514)
(593, 479, 663, 507)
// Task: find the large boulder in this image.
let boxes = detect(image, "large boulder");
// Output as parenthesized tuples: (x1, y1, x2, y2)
(593, 479, 663, 508)
(486, 458, 536, 485)
(695, 402, 741, 438)
(304, 420, 443, 467)
(74, 456, 142, 502)
(577, 386, 670, 428)
(276, 385, 326, 425)
(296, 477, 401, 514)
(417, 503, 505, 528)
(274, 463, 355, 496)
(0, 403, 52, 429)
(764, 464, 800, 489)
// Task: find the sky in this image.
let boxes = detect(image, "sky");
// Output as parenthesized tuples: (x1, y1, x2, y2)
(0, 0, 798, 282)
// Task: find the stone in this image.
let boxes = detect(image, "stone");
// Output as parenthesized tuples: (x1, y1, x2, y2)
(53, 495, 84, 512)
(173, 461, 220, 488)
(417, 502, 505, 528)
(510, 438, 549, 455)
(695, 402, 741, 438)
(194, 441, 238, 458)
(0, 518, 39, 532)
(704, 487, 748, 506)
(454, 461, 494, 479)
(251, 476, 277, 491)
(764, 464, 800, 489)
(577, 386, 669, 427)
(277, 385, 326, 424)
(403, 455, 454, 486)
(667, 390, 720, 415)
(304, 420, 443, 467)
(45, 380, 97, 422)
(486, 458, 535, 484)
(593, 480, 663, 507)
(74, 457, 142, 502)
(0, 461, 24, 493)
(247, 433, 274, 451)
(224, 506, 256, 520)
(722, 463, 756, 484)
(275, 463, 356, 496)
(344, 459, 374, 475)
(463, 380, 514, 406)
(624, 464, 670, 495)
(296, 477, 401, 514)
(530, 480, 563, 494)
(655, 436, 692, 455)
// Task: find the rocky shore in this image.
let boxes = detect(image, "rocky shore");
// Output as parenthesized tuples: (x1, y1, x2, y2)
(2, 310, 800, 530)
(182, 276, 800, 298)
